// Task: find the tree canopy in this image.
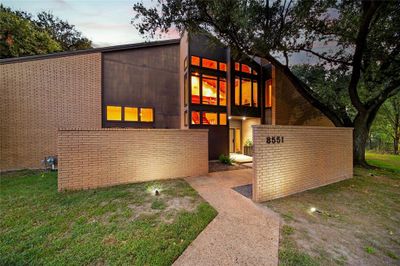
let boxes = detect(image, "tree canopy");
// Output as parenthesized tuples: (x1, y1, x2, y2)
(0, 5, 92, 59)
(133, 0, 400, 165)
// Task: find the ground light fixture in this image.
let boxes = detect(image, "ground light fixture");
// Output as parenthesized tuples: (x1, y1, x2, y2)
(147, 185, 162, 196)
(310, 207, 317, 213)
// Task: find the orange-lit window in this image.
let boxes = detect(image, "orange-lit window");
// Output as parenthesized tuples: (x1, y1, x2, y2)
(252, 81, 258, 107)
(202, 58, 218, 69)
(266, 79, 272, 108)
(219, 78, 227, 106)
(191, 74, 200, 104)
(202, 112, 218, 125)
(241, 64, 251, 74)
(140, 108, 153, 122)
(219, 113, 227, 125)
(235, 62, 240, 71)
(202, 75, 217, 105)
(191, 56, 200, 66)
(241, 78, 251, 106)
(235, 77, 240, 105)
(252, 69, 258, 75)
(191, 111, 200, 125)
(124, 107, 138, 121)
(219, 62, 227, 71)
(106, 106, 122, 121)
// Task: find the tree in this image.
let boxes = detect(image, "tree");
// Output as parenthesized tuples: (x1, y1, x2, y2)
(0, 5, 61, 58)
(372, 95, 400, 155)
(132, 0, 400, 166)
(34, 12, 92, 51)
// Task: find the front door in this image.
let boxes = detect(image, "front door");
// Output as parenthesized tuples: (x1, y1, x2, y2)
(229, 128, 235, 153)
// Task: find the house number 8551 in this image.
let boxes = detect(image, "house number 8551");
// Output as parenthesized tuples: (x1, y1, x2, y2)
(266, 136, 284, 144)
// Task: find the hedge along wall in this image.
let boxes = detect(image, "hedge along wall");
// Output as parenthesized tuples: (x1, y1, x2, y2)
(58, 129, 208, 191)
(252, 125, 353, 202)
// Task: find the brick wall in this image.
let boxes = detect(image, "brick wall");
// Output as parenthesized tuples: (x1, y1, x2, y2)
(252, 125, 353, 202)
(58, 128, 208, 191)
(0, 54, 102, 171)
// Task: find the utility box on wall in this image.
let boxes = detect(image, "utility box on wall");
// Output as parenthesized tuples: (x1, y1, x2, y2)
(252, 125, 353, 202)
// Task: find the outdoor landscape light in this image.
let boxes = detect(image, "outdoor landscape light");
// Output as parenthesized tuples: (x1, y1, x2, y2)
(242, 116, 246, 120)
(310, 207, 317, 213)
(155, 189, 160, 196)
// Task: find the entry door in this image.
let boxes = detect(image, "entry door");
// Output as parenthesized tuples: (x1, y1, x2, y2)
(229, 128, 235, 153)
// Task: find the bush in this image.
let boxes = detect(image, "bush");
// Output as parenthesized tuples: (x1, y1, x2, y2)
(244, 139, 253, 147)
(218, 154, 234, 165)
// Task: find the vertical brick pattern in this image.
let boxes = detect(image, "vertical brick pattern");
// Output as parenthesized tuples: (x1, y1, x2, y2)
(58, 129, 208, 191)
(0, 54, 102, 171)
(253, 125, 353, 202)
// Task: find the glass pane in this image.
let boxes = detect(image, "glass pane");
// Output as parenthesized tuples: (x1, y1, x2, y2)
(191, 111, 200, 124)
(235, 128, 241, 152)
(140, 108, 153, 122)
(252, 69, 258, 75)
(202, 76, 217, 105)
(241, 64, 251, 74)
(266, 79, 272, 108)
(202, 58, 217, 69)
(235, 62, 240, 71)
(252, 80, 258, 107)
(106, 106, 121, 121)
(219, 79, 226, 106)
(241, 78, 251, 106)
(219, 113, 227, 125)
(235, 77, 240, 105)
(124, 107, 138, 121)
(219, 62, 227, 71)
(202, 112, 218, 125)
(191, 75, 200, 104)
(191, 56, 200, 66)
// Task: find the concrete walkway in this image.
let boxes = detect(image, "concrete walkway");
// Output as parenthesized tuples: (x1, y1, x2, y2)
(173, 169, 280, 266)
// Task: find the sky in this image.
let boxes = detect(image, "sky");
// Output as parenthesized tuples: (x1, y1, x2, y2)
(1, 0, 179, 47)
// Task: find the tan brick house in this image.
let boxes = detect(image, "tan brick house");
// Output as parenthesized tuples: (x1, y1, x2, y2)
(0, 33, 333, 172)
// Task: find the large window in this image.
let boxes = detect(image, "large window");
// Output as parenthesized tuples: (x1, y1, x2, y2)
(202, 58, 217, 70)
(191, 111, 228, 126)
(191, 74, 200, 104)
(106, 105, 154, 123)
(235, 77, 259, 107)
(202, 75, 217, 105)
(219, 78, 226, 106)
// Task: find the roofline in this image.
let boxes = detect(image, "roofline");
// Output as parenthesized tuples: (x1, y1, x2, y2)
(0, 38, 181, 65)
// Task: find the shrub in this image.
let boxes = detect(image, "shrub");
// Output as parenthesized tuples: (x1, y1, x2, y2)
(244, 139, 253, 147)
(218, 154, 234, 165)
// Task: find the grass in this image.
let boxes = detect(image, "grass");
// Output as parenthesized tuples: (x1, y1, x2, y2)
(0, 170, 217, 265)
(366, 151, 400, 173)
(267, 152, 400, 266)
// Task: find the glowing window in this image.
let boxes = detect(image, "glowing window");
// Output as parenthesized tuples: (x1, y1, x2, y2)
(241, 64, 251, 74)
(252, 80, 258, 107)
(219, 113, 227, 125)
(202, 58, 217, 69)
(235, 77, 240, 105)
(241, 78, 251, 106)
(191, 111, 200, 125)
(124, 107, 138, 121)
(266, 79, 272, 108)
(219, 78, 226, 106)
(219, 62, 227, 72)
(202, 75, 217, 105)
(202, 112, 218, 125)
(235, 62, 240, 71)
(140, 108, 153, 122)
(191, 56, 200, 66)
(252, 69, 258, 75)
(106, 106, 122, 121)
(191, 74, 200, 104)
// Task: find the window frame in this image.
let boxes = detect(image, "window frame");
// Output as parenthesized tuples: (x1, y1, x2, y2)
(105, 105, 155, 123)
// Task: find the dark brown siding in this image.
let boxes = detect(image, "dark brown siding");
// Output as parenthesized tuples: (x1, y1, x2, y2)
(102, 44, 181, 128)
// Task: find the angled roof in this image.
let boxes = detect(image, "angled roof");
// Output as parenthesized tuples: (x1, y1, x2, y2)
(0, 38, 181, 64)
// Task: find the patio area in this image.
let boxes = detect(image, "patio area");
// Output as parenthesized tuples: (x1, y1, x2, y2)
(230, 153, 253, 163)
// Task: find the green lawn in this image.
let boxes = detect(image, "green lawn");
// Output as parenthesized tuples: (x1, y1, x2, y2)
(266, 153, 400, 266)
(0, 170, 217, 265)
(366, 152, 400, 173)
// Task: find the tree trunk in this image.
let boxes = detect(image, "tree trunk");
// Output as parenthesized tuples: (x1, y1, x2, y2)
(353, 117, 370, 166)
(394, 136, 399, 155)
(394, 114, 399, 155)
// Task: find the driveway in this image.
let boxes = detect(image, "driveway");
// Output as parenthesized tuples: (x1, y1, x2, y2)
(173, 169, 280, 266)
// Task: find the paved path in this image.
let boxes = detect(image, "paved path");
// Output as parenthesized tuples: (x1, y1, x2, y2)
(173, 169, 280, 266)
